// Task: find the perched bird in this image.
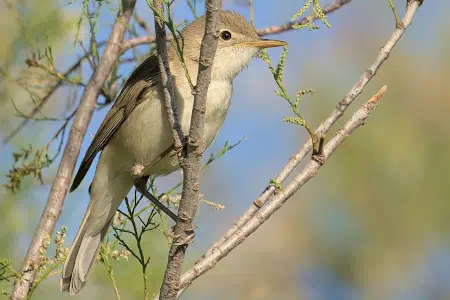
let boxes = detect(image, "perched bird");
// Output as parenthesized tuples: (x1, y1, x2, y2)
(61, 10, 286, 294)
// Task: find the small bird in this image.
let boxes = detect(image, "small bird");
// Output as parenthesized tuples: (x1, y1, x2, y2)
(61, 10, 286, 294)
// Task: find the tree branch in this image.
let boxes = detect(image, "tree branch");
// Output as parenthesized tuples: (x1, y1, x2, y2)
(175, 0, 422, 295)
(122, 0, 351, 52)
(177, 85, 388, 296)
(158, 0, 221, 299)
(121, 35, 157, 52)
(201, 0, 422, 261)
(10, 1, 137, 299)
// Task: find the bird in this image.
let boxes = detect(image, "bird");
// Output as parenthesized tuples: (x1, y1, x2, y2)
(61, 10, 286, 295)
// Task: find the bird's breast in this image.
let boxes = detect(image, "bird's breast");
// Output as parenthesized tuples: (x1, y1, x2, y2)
(196, 79, 233, 146)
(110, 79, 233, 175)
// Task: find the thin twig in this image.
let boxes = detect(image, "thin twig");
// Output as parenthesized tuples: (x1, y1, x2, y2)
(2, 59, 83, 146)
(135, 13, 153, 36)
(201, 0, 422, 261)
(158, 0, 221, 299)
(388, 0, 404, 28)
(256, 0, 351, 35)
(248, 0, 255, 28)
(3, 48, 112, 145)
(152, 0, 185, 152)
(121, 35, 158, 52)
(112, 195, 157, 300)
(186, 0, 199, 19)
(176, 86, 388, 297)
(10, 1, 137, 299)
(99, 249, 121, 300)
(121, 0, 351, 52)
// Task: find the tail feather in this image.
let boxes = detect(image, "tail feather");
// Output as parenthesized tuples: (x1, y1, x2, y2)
(62, 146, 133, 294)
(61, 205, 91, 293)
(61, 211, 113, 295)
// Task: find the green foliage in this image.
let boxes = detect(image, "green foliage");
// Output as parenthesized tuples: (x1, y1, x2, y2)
(388, 0, 404, 28)
(269, 179, 283, 191)
(72, 0, 106, 51)
(0, 259, 20, 284)
(27, 227, 68, 299)
(146, 0, 194, 90)
(187, 0, 199, 19)
(291, 0, 331, 30)
(204, 136, 247, 169)
(110, 195, 160, 300)
(260, 47, 315, 139)
(25, 47, 82, 86)
(3, 145, 52, 193)
(98, 241, 129, 300)
(0, 226, 69, 299)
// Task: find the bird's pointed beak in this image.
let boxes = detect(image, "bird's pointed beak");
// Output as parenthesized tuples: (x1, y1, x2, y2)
(235, 39, 287, 49)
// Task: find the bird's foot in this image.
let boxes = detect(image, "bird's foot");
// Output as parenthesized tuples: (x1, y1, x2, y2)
(131, 164, 145, 178)
(173, 231, 196, 246)
(165, 223, 197, 246)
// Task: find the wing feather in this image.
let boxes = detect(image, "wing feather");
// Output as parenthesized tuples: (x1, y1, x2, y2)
(70, 55, 160, 192)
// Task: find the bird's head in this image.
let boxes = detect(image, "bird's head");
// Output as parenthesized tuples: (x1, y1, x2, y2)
(179, 11, 287, 81)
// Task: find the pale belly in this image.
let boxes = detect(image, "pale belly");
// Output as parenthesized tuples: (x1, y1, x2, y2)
(107, 80, 233, 176)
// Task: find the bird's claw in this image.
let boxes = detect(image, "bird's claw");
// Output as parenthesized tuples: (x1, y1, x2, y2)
(173, 232, 195, 246)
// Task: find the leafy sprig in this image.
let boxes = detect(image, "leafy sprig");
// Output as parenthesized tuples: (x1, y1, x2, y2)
(260, 48, 317, 147)
(291, 0, 331, 30)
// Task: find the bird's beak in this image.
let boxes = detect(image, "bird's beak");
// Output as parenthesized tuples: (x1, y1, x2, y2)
(235, 39, 287, 49)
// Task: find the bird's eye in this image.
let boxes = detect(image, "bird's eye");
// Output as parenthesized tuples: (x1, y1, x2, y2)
(220, 30, 232, 41)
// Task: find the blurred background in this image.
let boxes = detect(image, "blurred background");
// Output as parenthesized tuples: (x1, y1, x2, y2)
(0, 0, 449, 299)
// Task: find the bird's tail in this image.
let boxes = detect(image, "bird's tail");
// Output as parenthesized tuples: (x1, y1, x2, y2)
(61, 154, 132, 295)
(60, 202, 113, 295)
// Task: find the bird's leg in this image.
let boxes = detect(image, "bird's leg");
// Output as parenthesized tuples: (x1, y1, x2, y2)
(132, 173, 178, 222)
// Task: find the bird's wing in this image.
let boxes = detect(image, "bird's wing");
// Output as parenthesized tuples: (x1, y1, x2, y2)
(70, 55, 161, 192)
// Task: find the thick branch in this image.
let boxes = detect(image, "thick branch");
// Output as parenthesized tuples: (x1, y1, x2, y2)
(178, 86, 387, 295)
(10, 1, 136, 299)
(158, 0, 221, 299)
(202, 0, 421, 260)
